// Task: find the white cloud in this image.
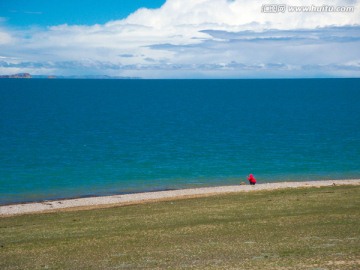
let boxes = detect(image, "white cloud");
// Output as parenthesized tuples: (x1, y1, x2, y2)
(0, 0, 360, 77)
(125, 0, 360, 30)
(0, 29, 12, 45)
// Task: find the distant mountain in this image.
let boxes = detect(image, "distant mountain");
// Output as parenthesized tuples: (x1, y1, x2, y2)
(0, 73, 141, 79)
(0, 73, 32, 79)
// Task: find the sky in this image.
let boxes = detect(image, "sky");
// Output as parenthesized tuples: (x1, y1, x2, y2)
(0, 0, 359, 78)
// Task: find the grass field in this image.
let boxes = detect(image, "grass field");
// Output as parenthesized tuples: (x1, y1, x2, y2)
(1, 185, 359, 269)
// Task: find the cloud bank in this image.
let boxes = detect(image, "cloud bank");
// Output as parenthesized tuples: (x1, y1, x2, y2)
(0, 0, 360, 78)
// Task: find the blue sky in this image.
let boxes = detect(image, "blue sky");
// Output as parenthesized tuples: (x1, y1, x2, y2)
(0, 0, 359, 78)
(0, 0, 165, 27)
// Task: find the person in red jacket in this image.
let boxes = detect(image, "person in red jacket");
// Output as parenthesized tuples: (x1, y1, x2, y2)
(248, 174, 256, 185)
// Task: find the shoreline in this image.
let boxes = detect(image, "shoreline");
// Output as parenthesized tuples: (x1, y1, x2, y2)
(1, 179, 359, 217)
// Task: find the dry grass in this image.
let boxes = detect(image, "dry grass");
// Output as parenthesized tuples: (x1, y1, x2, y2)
(0, 185, 359, 269)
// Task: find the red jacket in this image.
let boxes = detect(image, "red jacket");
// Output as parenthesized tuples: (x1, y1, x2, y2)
(248, 174, 256, 183)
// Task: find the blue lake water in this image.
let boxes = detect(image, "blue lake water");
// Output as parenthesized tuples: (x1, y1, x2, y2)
(0, 79, 359, 204)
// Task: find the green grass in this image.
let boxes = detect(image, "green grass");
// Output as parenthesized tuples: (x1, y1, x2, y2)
(1, 185, 359, 269)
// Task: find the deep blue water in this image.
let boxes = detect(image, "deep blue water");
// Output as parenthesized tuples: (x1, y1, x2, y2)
(0, 79, 359, 204)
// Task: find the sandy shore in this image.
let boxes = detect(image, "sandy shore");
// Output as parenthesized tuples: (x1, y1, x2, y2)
(1, 179, 359, 216)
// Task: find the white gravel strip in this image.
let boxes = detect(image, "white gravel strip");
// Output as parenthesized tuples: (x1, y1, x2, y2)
(1, 179, 359, 216)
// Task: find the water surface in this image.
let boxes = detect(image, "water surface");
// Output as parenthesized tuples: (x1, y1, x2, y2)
(0, 79, 359, 204)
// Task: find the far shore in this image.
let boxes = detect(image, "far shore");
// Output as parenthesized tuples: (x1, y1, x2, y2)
(1, 179, 359, 217)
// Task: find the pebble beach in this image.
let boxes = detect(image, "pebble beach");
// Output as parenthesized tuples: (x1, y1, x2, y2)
(1, 179, 359, 217)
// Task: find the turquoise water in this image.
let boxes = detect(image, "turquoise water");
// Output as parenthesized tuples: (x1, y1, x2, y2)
(0, 79, 359, 204)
